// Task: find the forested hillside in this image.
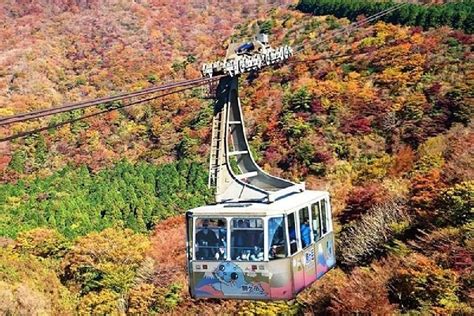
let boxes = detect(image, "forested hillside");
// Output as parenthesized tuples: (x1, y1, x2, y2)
(0, 0, 292, 181)
(297, 0, 474, 33)
(0, 0, 473, 314)
(0, 161, 210, 238)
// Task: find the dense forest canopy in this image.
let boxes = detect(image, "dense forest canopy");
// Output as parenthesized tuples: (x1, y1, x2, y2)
(0, 160, 210, 238)
(297, 0, 474, 33)
(0, 0, 293, 181)
(0, 0, 473, 314)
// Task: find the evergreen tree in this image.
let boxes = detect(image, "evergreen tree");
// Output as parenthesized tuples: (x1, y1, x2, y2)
(0, 161, 210, 239)
(296, 0, 473, 34)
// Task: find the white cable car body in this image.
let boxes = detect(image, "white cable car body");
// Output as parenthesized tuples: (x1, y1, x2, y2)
(186, 35, 335, 300)
(186, 191, 335, 300)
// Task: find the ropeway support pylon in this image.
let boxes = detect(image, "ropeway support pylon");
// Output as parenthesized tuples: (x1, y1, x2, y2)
(208, 76, 304, 203)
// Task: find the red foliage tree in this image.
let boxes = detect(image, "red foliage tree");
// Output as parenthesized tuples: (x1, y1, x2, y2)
(389, 145, 415, 176)
(341, 116, 372, 135)
(330, 266, 396, 314)
(409, 169, 444, 221)
(340, 182, 388, 224)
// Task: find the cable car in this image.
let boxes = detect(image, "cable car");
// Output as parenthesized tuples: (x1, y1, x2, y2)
(232, 33, 268, 56)
(186, 191, 335, 299)
(235, 42, 255, 55)
(187, 38, 335, 300)
(201, 32, 292, 78)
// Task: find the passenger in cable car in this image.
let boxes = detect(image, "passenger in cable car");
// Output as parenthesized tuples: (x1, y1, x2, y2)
(269, 245, 284, 259)
(289, 227, 297, 254)
(195, 219, 219, 260)
(233, 219, 250, 258)
(214, 243, 226, 260)
(217, 220, 227, 248)
(237, 249, 251, 261)
(250, 245, 264, 261)
(268, 220, 286, 259)
(300, 218, 311, 248)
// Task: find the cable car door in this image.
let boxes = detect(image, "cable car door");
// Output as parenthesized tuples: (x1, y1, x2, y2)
(299, 206, 317, 287)
(315, 199, 336, 279)
(287, 213, 305, 293)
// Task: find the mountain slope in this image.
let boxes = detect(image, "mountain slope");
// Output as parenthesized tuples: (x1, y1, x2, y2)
(0, 1, 472, 314)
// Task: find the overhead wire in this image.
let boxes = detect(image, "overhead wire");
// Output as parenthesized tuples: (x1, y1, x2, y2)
(293, 2, 408, 53)
(288, 2, 411, 70)
(294, 1, 408, 52)
(0, 2, 411, 141)
(0, 79, 219, 143)
(0, 75, 224, 126)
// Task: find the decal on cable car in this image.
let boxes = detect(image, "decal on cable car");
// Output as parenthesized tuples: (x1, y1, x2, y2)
(194, 262, 269, 297)
(304, 248, 315, 266)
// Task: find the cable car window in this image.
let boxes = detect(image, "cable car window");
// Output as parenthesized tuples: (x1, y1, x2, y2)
(287, 212, 299, 255)
(321, 199, 328, 235)
(231, 218, 263, 261)
(311, 202, 321, 241)
(195, 218, 226, 261)
(186, 214, 193, 260)
(268, 217, 287, 260)
(236, 42, 255, 54)
(298, 206, 312, 248)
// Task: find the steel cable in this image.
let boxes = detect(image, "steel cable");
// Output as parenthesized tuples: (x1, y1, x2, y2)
(0, 79, 218, 142)
(0, 2, 411, 141)
(293, 2, 408, 53)
(0, 75, 224, 126)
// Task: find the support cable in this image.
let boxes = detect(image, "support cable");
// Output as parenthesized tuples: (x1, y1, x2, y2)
(0, 2, 412, 141)
(293, 2, 408, 53)
(0, 75, 224, 126)
(0, 80, 215, 143)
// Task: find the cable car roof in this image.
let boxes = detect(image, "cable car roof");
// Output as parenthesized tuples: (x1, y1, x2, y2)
(188, 190, 329, 217)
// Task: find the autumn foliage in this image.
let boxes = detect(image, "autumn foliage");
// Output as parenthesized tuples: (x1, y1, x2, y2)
(0, 0, 472, 314)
